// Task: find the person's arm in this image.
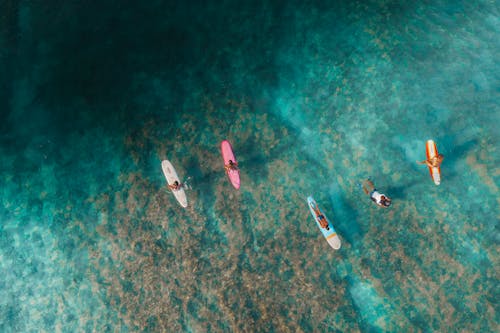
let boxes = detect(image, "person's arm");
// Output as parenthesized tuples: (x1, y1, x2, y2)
(417, 159, 433, 167)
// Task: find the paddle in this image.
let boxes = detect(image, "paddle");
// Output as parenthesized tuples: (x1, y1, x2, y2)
(182, 177, 192, 190)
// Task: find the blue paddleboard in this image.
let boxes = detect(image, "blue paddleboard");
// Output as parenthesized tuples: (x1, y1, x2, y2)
(307, 196, 341, 250)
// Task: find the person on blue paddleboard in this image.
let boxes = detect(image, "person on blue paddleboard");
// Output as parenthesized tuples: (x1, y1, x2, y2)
(313, 206, 330, 230)
(168, 180, 184, 191)
(362, 179, 391, 208)
(224, 160, 239, 172)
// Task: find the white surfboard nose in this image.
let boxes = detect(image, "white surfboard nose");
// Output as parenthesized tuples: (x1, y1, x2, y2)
(328, 236, 342, 250)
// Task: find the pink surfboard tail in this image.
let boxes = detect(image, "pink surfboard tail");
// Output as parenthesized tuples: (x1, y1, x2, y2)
(221, 140, 241, 189)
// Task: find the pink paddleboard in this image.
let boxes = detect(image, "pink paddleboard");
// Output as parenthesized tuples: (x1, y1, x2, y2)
(221, 140, 240, 189)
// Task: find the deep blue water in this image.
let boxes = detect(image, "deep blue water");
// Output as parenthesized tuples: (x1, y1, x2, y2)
(0, 0, 499, 332)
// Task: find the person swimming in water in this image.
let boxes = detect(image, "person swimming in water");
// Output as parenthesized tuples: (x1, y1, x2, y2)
(224, 160, 239, 172)
(362, 179, 392, 208)
(417, 153, 444, 168)
(168, 180, 183, 191)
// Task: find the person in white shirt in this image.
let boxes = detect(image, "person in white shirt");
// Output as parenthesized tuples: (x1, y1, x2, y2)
(362, 179, 391, 208)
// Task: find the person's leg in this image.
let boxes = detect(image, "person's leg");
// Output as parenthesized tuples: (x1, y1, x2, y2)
(362, 179, 374, 195)
(362, 183, 369, 195)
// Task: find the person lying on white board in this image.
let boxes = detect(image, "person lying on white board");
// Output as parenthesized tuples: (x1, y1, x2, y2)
(168, 181, 184, 191)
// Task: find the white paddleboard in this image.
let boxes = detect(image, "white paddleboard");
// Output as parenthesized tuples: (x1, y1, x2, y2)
(161, 160, 188, 208)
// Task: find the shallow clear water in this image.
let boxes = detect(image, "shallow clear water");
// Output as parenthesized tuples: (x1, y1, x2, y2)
(1, 1, 499, 332)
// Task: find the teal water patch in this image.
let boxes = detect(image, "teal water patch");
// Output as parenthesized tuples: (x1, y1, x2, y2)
(349, 277, 394, 331)
(0, 212, 117, 332)
(0, 114, 130, 331)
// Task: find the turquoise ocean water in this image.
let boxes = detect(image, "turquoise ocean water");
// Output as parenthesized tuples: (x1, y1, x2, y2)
(1, 1, 499, 331)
